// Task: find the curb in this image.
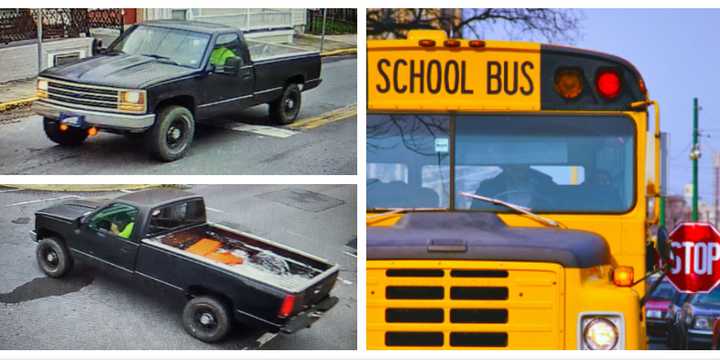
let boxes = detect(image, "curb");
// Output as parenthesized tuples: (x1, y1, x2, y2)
(2, 184, 168, 192)
(320, 47, 357, 57)
(0, 96, 37, 113)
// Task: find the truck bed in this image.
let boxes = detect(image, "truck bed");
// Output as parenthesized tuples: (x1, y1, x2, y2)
(247, 39, 318, 62)
(144, 223, 338, 294)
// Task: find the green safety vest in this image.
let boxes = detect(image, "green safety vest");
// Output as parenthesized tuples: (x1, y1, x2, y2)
(118, 222, 134, 239)
(210, 47, 237, 66)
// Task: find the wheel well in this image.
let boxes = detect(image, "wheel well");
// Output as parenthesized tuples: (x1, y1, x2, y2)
(37, 228, 63, 242)
(287, 74, 304, 87)
(186, 285, 234, 309)
(155, 95, 196, 116)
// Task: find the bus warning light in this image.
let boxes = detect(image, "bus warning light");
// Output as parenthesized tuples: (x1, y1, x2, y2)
(419, 39, 436, 47)
(444, 39, 461, 48)
(468, 40, 486, 48)
(554, 68, 583, 100)
(596, 69, 622, 100)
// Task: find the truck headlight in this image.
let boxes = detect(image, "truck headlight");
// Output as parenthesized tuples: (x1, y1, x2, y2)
(579, 315, 623, 350)
(692, 316, 711, 330)
(120, 90, 143, 104)
(36, 79, 48, 98)
(118, 90, 146, 112)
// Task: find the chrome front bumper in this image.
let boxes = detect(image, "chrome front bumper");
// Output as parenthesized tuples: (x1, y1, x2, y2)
(32, 100, 155, 131)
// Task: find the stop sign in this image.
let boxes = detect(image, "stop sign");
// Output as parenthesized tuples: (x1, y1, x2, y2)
(667, 222, 720, 293)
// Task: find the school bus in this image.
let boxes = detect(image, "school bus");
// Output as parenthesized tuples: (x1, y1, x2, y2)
(366, 30, 662, 350)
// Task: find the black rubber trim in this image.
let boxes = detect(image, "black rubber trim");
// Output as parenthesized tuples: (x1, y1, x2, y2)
(386, 269, 444, 277)
(386, 332, 444, 347)
(386, 308, 444, 323)
(450, 309, 508, 324)
(450, 332, 508, 347)
(450, 287, 508, 300)
(386, 286, 444, 300)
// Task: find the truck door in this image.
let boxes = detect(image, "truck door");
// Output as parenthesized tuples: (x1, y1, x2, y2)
(78, 202, 141, 272)
(199, 32, 255, 118)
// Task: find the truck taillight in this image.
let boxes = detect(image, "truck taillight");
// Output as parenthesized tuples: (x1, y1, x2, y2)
(278, 294, 296, 318)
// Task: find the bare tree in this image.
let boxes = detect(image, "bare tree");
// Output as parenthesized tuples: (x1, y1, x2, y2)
(367, 8, 584, 44)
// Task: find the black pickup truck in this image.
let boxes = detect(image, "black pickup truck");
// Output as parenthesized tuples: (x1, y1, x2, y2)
(32, 20, 322, 161)
(30, 189, 339, 342)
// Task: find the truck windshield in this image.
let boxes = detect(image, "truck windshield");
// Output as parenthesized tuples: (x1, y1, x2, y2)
(110, 25, 210, 68)
(367, 114, 635, 213)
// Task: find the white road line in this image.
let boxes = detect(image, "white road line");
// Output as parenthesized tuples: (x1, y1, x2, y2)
(343, 251, 357, 258)
(0, 189, 21, 193)
(119, 189, 134, 193)
(255, 332, 278, 348)
(337, 277, 353, 285)
(221, 123, 298, 138)
(5, 195, 79, 207)
(205, 207, 224, 213)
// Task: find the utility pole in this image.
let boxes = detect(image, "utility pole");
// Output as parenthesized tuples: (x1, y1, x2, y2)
(36, 9, 43, 74)
(690, 98, 701, 221)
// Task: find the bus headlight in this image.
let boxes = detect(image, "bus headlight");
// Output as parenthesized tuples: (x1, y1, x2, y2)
(692, 316, 711, 330)
(580, 315, 623, 350)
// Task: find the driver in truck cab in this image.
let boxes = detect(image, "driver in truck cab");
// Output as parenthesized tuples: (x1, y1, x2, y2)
(209, 36, 239, 68)
(110, 213, 134, 239)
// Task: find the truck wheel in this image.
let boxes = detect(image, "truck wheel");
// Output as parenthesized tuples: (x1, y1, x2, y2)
(36, 237, 73, 278)
(43, 118, 88, 146)
(147, 105, 195, 162)
(182, 296, 232, 342)
(269, 84, 301, 125)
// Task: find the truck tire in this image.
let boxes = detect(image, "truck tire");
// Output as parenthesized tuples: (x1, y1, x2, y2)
(36, 237, 73, 278)
(182, 296, 232, 342)
(43, 117, 88, 146)
(269, 83, 301, 125)
(147, 105, 195, 162)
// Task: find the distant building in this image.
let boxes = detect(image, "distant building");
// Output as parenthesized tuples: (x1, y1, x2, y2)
(129, 8, 307, 43)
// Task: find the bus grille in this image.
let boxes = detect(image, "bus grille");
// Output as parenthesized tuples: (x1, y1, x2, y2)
(367, 261, 564, 349)
(46, 80, 119, 111)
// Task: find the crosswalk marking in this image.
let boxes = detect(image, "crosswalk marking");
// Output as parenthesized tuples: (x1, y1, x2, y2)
(220, 123, 298, 138)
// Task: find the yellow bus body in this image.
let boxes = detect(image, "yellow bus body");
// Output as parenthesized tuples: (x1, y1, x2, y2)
(367, 30, 655, 350)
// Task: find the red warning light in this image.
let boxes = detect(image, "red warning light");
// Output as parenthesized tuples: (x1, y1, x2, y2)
(596, 69, 622, 100)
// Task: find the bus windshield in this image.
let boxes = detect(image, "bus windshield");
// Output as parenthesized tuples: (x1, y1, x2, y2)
(367, 114, 635, 213)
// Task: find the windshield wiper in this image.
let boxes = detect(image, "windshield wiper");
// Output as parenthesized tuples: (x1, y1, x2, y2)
(366, 207, 439, 221)
(459, 192, 561, 228)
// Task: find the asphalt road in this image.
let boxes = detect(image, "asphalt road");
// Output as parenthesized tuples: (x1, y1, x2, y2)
(0, 56, 357, 175)
(0, 185, 357, 350)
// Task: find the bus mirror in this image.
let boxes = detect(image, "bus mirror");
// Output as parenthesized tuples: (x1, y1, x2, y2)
(656, 226, 671, 266)
(646, 182, 659, 196)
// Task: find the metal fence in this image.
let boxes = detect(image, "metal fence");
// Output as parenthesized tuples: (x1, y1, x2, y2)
(305, 9, 356, 35)
(0, 8, 123, 45)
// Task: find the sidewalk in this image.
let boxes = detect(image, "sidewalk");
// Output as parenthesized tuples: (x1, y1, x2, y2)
(0, 78, 36, 112)
(293, 33, 357, 54)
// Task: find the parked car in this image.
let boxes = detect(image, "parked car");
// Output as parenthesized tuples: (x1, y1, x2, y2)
(668, 287, 720, 349)
(645, 278, 679, 339)
(713, 317, 720, 350)
(31, 188, 339, 342)
(32, 20, 322, 161)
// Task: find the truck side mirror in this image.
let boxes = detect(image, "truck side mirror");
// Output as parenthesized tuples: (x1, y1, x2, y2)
(217, 56, 241, 76)
(92, 38, 106, 55)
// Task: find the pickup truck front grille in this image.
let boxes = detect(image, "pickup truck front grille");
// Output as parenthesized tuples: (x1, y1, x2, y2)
(367, 260, 565, 349)
(46, 80, 119, 111)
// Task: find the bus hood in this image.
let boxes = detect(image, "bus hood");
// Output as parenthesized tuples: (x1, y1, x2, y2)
(367, 212, 610, 268)
(40, 53, 198, 89)
(36, 199, 104, 222)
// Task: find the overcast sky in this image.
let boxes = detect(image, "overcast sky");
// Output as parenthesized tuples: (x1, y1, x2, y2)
(469, 8, 720, 203)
